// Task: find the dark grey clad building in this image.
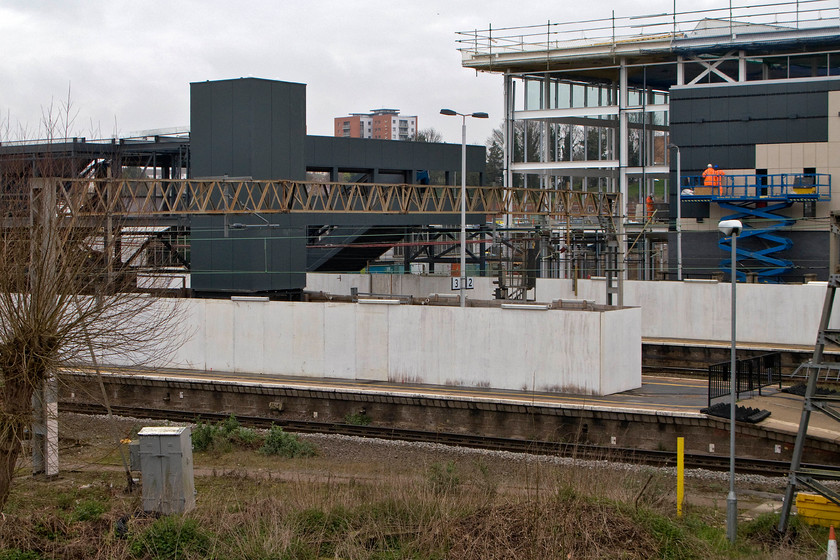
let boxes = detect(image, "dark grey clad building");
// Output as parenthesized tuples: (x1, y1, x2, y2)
(188, 78, 486, 296)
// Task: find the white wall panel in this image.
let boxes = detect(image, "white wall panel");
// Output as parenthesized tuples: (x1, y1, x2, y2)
(323, 303, 356, 379)
(290, 302, 325, 376)
(355, 305, 390, 381)
(203, 300, 234, 372)
(231, 300, 266, 373)
(388, 305, 445, 385)
(170, 299, 206, 370)
(308, 274, 838, 347)
(130, 295, 640, 396)
(600, 308, 642, 394)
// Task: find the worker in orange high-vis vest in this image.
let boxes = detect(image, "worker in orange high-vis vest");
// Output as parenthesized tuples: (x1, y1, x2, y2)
(646, 194, 655, 219)
(702, 164, 716, 190)
(714, 165, 726, 196)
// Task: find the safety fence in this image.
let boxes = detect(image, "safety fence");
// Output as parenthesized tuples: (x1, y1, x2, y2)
(708, 352, 782, 408)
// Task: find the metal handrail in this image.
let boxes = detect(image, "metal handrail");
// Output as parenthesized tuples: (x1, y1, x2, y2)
(708, 352, 782, 407)
(457, 0, 840, 59)
(680, 173, 831, 201)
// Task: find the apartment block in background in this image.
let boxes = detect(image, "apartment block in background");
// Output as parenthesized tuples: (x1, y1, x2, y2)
(334, 109, 417, 140)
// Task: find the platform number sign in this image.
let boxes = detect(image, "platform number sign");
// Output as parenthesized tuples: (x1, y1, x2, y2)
(451, 277, 474, 290)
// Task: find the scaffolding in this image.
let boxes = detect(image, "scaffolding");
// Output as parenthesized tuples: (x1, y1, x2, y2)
(458, 0, 840, 293)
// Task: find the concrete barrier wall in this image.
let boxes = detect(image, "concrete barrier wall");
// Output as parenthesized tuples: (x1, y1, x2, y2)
(307, 273, 837, 347)
(147, 297, 641, 396)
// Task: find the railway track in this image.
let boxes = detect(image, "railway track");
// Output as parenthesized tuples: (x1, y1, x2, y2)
(60, 401, 836, 479)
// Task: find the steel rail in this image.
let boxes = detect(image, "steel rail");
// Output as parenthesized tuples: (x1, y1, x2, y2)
(59, 401, 836, 478)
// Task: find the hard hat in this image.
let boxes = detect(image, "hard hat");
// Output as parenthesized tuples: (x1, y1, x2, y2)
(707, 164, 713, 168)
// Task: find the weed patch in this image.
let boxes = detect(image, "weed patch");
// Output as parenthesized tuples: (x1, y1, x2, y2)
(344, 412, 372, 426)
(71, 499, 107, 522)
(192, 415, 260, 454)
(0, 551, 41, 560)
(128, 516, 212, 560)
(259, 426, 316, 458)
(427, 461, 460, 495)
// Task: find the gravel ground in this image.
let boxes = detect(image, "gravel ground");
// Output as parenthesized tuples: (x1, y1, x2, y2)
(47, 412, 793, 492)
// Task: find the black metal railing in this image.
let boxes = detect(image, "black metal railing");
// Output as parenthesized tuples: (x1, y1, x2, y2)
(708, 352, 782, 408)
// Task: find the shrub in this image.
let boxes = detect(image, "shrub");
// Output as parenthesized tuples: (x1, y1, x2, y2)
(220, 414, 240, 434)
(259, 426, 316, 458)
(129, 515, 211, 560)
(191, 420, 219, 453)
(229, 426, 259, 448)
(192, 415, 258, 453)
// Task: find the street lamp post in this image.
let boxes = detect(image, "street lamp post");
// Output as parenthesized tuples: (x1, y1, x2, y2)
(440, 109, 488, 308)
(719, 218, 742, 544)
(669, 143, 682, 280)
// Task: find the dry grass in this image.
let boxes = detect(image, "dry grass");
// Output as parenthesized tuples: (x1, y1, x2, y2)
(0, 416, 831, 559)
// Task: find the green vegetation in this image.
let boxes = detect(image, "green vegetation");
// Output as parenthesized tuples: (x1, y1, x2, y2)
(191, 415, 314, 459)
(128, 516, 211, 559)
(0, 420, 830, 560)
(192, 415, 260, 454)
(0, 551, 41, 560)
(344, 411, 372, 426)
(71, 498, 107, 522)
(259, 425, 317, 458)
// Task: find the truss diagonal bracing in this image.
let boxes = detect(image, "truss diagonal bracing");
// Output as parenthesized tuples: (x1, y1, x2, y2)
(717, 201, 795, 282)
(5, 179, 619, 224)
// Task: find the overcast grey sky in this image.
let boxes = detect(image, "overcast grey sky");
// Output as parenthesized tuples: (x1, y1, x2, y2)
(1, 1, 718, 146)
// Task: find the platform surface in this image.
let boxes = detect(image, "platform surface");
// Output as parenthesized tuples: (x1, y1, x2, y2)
(85, 366, 840, 445)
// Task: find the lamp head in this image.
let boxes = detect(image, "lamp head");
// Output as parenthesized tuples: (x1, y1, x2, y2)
(471, 112, 489, 119)
(718, 219, 742, 236)
(440, 109, 457, 116)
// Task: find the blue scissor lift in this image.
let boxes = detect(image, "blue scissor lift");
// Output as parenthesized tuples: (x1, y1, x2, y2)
(680, 173, 831, 281)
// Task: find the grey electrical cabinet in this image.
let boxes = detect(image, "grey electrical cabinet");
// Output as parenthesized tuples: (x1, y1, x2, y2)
(136, 427, 196, 514)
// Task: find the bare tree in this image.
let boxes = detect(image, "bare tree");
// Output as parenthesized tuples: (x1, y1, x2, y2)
(0, 105, 181, 510)
(414, 128, 444, 143)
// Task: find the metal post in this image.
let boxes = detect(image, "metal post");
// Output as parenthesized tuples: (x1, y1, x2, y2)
(676, 147, 682, 280)
(670, 144, 682, 280)
(617, 58, 628, 306)
(727, 229, 738, 543)
(460, 116, 467, 308)
(440, 108, 488, 307)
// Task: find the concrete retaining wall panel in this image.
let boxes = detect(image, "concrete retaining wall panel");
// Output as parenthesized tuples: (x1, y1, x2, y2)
(323, 303, 356, 379)
(388, 305, 448, 385)
(600, 308, 642, 394)
(232, 300, 266, 373)
(204, 300, 234, 372)
(292, 301, 326, 376)
(122, 296, 639, 396)
(306, 274, 368, 295)
(262, 301, 324, 376)
(355, 305, 390, 381)
(172, 300, 206, 370)
(309, 274, 840, 347)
